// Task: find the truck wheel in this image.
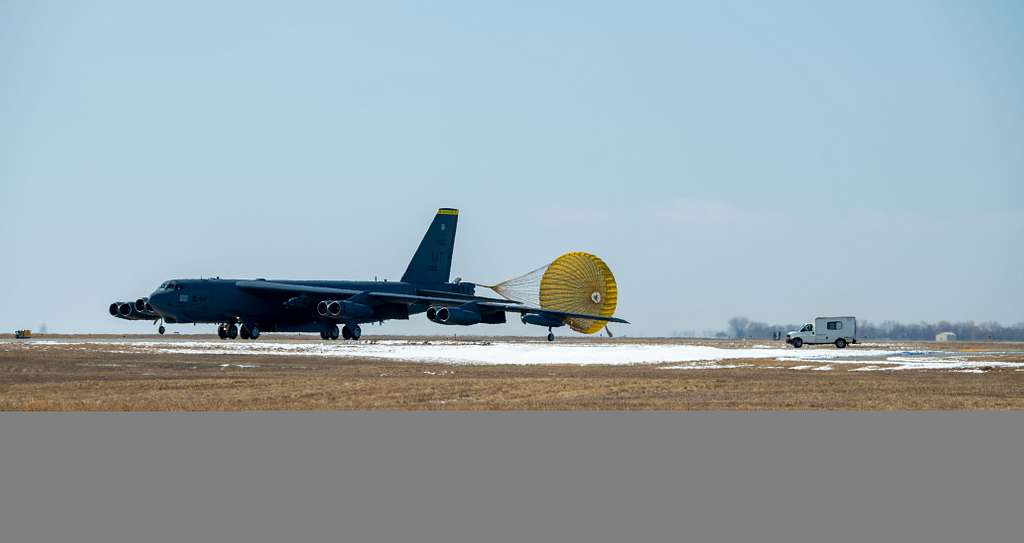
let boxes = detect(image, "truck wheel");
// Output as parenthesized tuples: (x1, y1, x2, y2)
(792, 338, 803, 348)
(835, 338, 847, 349)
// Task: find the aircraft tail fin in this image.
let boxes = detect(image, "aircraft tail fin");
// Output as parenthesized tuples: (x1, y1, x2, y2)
(401, 208, 458, 284)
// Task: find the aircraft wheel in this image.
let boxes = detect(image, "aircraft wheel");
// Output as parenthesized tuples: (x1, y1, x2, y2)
(341, 325, 352, 340)
(328, 324, 340, 341)
(792, 337, 803, 348)
(239, 325, 250, 340)
(349, 324, 361, 340)
(547, 332, 555, 342)
(835, 338, 847, 349)
(227, 323, 238, 340)
(320, 330, 329, 340)
(250, 326, 260, 340)
(158, 325, 166, 335)
(217, 324, 228, 340)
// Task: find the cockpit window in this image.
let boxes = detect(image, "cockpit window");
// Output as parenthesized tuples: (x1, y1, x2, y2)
(159, 282, 169, 289)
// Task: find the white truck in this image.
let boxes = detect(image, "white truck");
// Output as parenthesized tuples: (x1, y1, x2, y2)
(785, 316, 857, 349)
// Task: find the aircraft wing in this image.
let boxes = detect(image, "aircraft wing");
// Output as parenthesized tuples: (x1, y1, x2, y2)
(235, 280, 627, 324)
(358, 293, 627, 323)
(366, 293, 628, 324)
(475, 302, 630, 324)
(235, 280, 362, 298)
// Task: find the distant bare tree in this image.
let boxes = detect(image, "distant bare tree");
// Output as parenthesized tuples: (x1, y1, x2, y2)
(727, 316, 750, 338)
(721, 317, 1024, 341)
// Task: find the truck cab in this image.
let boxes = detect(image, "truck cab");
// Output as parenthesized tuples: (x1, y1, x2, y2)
(785, 317, 857, 349)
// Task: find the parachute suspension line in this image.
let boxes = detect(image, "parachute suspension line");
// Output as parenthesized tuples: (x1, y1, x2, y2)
(486, 263, 549, 308)
(487, 252, 618, 335)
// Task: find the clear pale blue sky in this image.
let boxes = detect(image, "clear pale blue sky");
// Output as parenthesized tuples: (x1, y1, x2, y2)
(1, 1, 1021, 336)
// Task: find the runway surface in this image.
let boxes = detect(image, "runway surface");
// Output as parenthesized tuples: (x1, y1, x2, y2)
(6, 337, 1024, 372)
(3, 336, 1023, 410)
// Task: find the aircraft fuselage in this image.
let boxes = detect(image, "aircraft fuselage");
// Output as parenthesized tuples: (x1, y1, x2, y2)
(148, 278, 473, 333)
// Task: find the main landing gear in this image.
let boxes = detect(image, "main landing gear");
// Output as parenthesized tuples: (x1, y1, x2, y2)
(320, 324, 340, 340)
(320, 324, 361, 341)
(238, 324, 261, 340)
(342, 324, 361, 341)
(218, 322, 261, 340)
(217, 323, 239, 340)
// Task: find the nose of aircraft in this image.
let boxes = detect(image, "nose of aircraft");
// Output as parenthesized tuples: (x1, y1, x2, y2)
(148, 289, 169, 313)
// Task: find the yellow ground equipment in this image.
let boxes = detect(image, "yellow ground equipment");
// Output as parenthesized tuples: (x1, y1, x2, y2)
(15, 329, 33, 339)
(489, 252, 618, 334)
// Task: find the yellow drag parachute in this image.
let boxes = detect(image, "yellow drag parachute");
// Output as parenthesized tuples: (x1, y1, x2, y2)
(489, 252, 618, 334)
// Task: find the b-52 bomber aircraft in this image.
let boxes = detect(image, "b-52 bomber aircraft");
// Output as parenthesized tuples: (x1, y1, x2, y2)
(109, 208, 627, 341)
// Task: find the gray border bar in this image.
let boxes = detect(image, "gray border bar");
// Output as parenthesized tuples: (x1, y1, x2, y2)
(1, 413, 1021, 543)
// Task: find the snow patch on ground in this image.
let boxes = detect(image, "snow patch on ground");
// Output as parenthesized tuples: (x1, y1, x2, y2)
(127, 341, 904, 365)
(5, 339, 1023, 371)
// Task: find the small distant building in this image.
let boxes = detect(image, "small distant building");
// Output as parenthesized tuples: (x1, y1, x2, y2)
(935, 332, 957, 342)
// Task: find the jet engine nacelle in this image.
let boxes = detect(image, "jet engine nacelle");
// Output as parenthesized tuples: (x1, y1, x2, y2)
(110, 300, 160, 320)
(339, 301, 374, 319)
(135, 298, 155, 313)
(427, 304, 505, 326)
(319, 300, 374, 320)
(118, 302, 134, 317)
(435, 306, 481, 326)
(131, 298, 159, 318)
(521, 314, 566, 329)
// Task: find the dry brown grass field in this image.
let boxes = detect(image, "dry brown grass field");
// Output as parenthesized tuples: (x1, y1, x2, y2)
(2, 335, 1023, 410)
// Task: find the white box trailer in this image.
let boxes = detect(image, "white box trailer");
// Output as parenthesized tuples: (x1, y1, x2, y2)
(785, 317, 857, 348)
